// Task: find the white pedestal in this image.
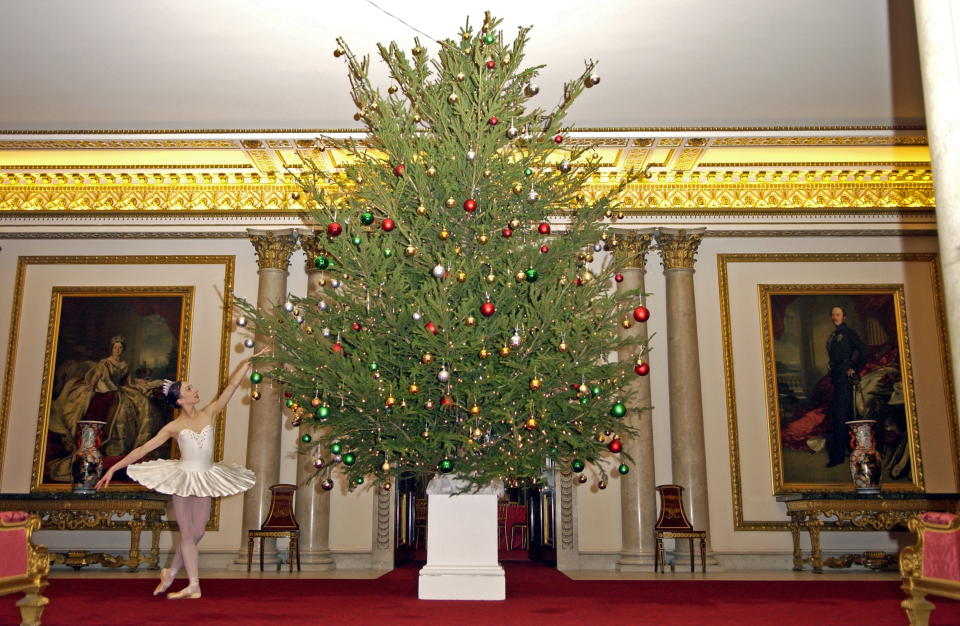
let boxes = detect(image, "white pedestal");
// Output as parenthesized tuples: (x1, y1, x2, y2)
(418, 480, 505, 600)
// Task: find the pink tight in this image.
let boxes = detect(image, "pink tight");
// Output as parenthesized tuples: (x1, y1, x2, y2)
(168, 495, 211, 588)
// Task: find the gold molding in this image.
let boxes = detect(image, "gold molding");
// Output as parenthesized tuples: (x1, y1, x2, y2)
(248, 231, 299, 271)
(613, 231, 654, 270)
(655, 228, 704, 270)
(717, 253, 958, 531)
(0, 255, 235, 530)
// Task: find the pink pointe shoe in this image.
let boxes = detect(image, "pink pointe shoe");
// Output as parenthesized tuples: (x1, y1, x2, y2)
(167, 582, 201, 600)
(153, 568, 175, 596)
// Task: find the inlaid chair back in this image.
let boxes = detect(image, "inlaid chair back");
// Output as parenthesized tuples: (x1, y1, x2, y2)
(654, 484, 706, 573)
(247, 483, 300, 572)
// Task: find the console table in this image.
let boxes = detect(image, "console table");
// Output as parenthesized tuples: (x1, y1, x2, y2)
(777, 492, 960, 573)
(0, 492, 169, 571)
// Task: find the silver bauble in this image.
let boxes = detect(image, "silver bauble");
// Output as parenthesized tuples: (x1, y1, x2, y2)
(593, 243, 603, 252)
(236, 316, 248, 327)
(526, 189, 539, 204)
(506, 125, 519, 139)
(412, 311, 423, 321)
(295, 315, 304, 325)
(243, 338, 255, 348)
(322, 327, 331, 337)
(283, 301, 294, 312)
(432, 264, 446, 279)
(466, 149, 476, 162)
(524, 83, 540, 97)
(330, 278, 341, 289)
(318, 300, 328, 311)
(509, 332, 522, 347)
(333, 454, 343, 464)
(558, 159, 571, 173)
(437, 367, 450, 383)
(586, 73, 600, 88)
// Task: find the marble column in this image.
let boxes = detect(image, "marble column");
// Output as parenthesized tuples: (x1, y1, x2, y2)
(612, 229, 658, 571)
(654, 227, 716, 564)
(234, 228, 298, 568)
(914, 0, 960, 413)
(294, 231, 335, 570)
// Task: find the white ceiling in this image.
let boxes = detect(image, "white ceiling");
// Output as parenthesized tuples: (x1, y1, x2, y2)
(0, 0, 925, 131)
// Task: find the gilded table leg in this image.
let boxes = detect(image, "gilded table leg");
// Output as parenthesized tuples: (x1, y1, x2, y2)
(148, 514, 162, 569)
(807, 521, 824, 574)
(128, 519, 145, 572)
(789, 514, 803, 571)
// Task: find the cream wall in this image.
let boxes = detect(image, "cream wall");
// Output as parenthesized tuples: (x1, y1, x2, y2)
(0, 230, 954, 567)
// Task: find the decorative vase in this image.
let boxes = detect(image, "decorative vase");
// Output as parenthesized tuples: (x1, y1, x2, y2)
(72, 420, 106, 494)
(847, 419, 882, 494)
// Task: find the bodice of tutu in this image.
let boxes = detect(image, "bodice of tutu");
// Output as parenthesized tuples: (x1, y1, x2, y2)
(176, 424, 214, 472)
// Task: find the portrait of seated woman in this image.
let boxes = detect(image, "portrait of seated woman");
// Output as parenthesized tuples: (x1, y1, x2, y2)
(44, 335, 169, 484)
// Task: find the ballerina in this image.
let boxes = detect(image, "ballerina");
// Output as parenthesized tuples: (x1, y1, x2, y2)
(95, 349, 266, 599)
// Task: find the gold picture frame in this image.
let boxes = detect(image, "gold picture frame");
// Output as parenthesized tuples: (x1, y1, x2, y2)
(759, 284, 922, 494)
(32, 286, 194, 491)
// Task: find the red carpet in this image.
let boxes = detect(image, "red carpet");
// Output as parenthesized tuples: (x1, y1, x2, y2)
(8, 562, 960, 625)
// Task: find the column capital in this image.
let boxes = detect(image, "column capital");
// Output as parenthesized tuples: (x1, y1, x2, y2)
(654, 227, 705, 271)
(298, 230, 328, 273)
(247, 228, 298, 271)
(612, 228, 655, 270)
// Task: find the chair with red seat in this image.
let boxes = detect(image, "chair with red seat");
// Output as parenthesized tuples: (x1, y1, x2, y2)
(654, 484, 706, 573)
(901, 511, 960, 625)
(246, 484, 300, 572)
(0, 511, 50, 626)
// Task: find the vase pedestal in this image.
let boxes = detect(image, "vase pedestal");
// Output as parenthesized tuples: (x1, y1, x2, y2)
(418, 479, 505, 601)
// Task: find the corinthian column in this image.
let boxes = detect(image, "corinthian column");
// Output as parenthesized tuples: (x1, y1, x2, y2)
(654, 227, 715, 566)
(235, 228, 298, 568)
(611, 229, 658, 571)
(294, 231, 335, 570)
(914, 0, 960, 413)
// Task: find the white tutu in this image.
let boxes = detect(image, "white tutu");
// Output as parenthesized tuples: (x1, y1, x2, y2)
(126, 424, 255, 498)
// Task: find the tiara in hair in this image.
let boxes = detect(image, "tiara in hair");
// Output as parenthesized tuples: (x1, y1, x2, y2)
(162, 379, 175, 396)
(110, 335, 126, 345)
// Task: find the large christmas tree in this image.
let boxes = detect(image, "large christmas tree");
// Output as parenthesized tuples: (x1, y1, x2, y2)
(240, 13, 649, 492)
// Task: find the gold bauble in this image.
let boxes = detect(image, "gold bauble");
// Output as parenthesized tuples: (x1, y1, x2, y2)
(509, 218, 521, 229)
(290, 402, 300, 411)
(388, 85, 398, 94)
(305, 326, 313, 335)
(413, 114, 422, 124)
(422, 353, 434, 364)
(369, 101, 379, 111)
(466, 316, 476, 326)
(617, 211, 625, 219)
(404, 245, 417, 257)
(515, 272, 526, 283)
(478, 234, 489, 244)
(421, 429, 430, 439)
(385, 396, 396, 407)
(426, 166, 436, 177)
(356, 176, 364, 184)
(525, 417, 539, 430)
(381, 461, 391, 471)
(483, 169, 492, 178)
(251, 390, 261, 400)
(416, 205, 428, 216)
(558, 341, 568, 352)
(484, 273, 496, 284)
(445, 197, 456, 208)
(408, 383, 420, 394)
(469, 404, 481, 416)
(334, 47, 345, 57)
(479, 348, 491, 359)
(558, 275, 568, 286)
(439, 228, 450, 240)
(412, 45, 424, 56)
(597, 433, 607, 442)
(585, 253, 594, 263)
(456, 72, 465, 81)
(447, 92, 458, 104)
(582, 271, 594, 283)
(311, 397, 322, 407)
(499, 345, 512, 357)
(456, 271, 468, 282)
(511, 182, 523, 195)
(353, 112, 363, 121)
(579, 383, 590, 394)
(529, 378, 542, 391)
(471, 427, 483, 439)
(621, 318, 633, 329)
(604, 209, 613, 218)
(425, 400, 435, 409)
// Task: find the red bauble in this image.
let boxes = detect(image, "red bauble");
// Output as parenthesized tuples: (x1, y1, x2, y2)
(480, 301, 496, 317)
(381, 218, 395, 232)
(632, 305, 650, 322)
(575, 277, 583, 286)
(540, 245, 549, 254)
(553, 134, 563, 144)
(488, 116, 499, 126)
(615, 273, 624, 283)
(463, 198, 478, 212)
(331, 343, 343, 353)
(327, 222, 343, 237)
(485, 59, 496, 69)
(393, 163, 405, 177)
(425, 321, 439, 335)
(440, 394, 454, 407)
(352, 322, 362, 331)
(634, 363, 650, 376)
(608, 439, 623, 453)
(537, 222, 551, 235)
(502, 227, 512, 238)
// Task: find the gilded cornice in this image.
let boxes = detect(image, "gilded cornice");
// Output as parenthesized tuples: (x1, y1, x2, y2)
(247, 229, 298, 271)
(654, 228, 704, 270)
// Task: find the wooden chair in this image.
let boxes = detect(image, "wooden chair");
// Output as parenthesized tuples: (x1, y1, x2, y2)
(247, 484, 300, 572)
(414, 498, 428, 549)
(496, 502, 508, 549)
(0, 511, 49, 626)
(509, 503, 529, 550)
(654, 484, 706, 573)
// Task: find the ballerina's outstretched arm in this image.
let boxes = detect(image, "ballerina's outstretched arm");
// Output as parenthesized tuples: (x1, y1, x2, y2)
(203, 348, 270, 418)
(95, 423, 177, 490)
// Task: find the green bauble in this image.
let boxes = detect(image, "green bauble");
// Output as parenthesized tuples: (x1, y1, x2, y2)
(316, 406, 330, 419)
(300, 434, 312, 444)
(343, 452, 356, 466)
(314, 255, 330, 270)
(524, 268, 538, 282)
(524, 167, 533, 177)
(484, 33, 495, 44)
(369, 362, 379, 371)
(571, 459, 585, 473)
(618, 463, 629, 475)
(360, 211, 375, 225)
(352, 236, 362, 246)
(331, 442, 343, 455)
(610, 402, 627, 418)
(355, 476, 365, 485)
(384, 248, 393, 258)
(285, 398, 294, 408)
(579, 396, 589, 405)
(591, 385, 602, 397)
(439, 459, 454, 473)
(250, 372, 263, 384)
